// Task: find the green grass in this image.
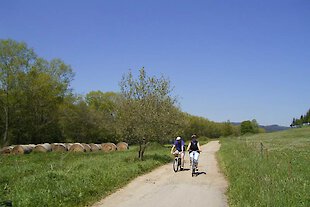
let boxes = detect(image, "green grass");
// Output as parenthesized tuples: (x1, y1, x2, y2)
(218, 127, 310, 207)
(0, 144, 171, 207)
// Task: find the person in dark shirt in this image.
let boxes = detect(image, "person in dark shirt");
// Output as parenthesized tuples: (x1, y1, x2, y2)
(170, 136, 185, 170)
(187, 134, 201, 171)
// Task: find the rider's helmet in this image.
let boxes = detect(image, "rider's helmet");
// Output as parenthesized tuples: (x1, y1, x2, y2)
(191, 134, 197, 139)
(176, 136, 181, 141)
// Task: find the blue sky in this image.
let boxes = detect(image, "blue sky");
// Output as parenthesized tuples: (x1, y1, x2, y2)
(1, 0, 309, 126)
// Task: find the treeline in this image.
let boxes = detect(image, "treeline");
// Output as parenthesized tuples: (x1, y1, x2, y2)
(291, 109, 310, 127)
(1, 39, 260, 149)
(240, 119, 265, 134)
(0, 39, 74, 146)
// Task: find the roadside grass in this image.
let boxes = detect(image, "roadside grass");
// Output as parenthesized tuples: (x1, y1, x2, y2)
(218, 127, 310, 207)
(0, 143, 171, 207)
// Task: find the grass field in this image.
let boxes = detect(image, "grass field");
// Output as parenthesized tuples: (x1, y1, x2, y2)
(0, 143, 171, 207)
(218, 127, 310, 207)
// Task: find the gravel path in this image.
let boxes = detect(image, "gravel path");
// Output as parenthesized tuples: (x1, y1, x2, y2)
(92, 140, 228, 207)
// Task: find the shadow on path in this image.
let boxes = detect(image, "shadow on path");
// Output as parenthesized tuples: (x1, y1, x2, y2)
(192, 171, 206, 177)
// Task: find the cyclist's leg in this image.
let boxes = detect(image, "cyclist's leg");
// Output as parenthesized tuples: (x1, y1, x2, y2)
(189, 151, 194, 167)
(194, 151, 200, 162)
(193, 151, 200, 170)
(174, 150, 181, 166)
(180, 152, 185, 168)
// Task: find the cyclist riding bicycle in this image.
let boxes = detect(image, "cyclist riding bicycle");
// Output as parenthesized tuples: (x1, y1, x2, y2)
(187, 134, 201, 171)
(170, 136, 185, 170)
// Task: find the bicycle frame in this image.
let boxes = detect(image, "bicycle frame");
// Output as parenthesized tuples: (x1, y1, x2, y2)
(190, 151, 199, 177)
(172, 152, 182, 172)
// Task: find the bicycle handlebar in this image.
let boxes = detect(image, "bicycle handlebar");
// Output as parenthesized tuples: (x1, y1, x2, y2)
(188, 150, 201, 153)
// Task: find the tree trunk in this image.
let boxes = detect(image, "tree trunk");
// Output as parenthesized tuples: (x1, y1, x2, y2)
(3, 68, 10, 146)
(138, 138, 148, 160)
(3, 99, 8, 145)
(138, 143, 142, 159)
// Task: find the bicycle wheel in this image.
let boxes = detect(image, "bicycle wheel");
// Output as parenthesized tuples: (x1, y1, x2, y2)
(191, 160, 197, 177)
(173, 158, 178, 172)
(192, 166, 195, 177)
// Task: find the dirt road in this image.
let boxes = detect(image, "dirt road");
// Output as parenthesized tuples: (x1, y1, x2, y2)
(92, 140, 228, 207)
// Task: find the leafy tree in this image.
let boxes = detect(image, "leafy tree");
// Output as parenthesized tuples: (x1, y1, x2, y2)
(0, 39, 74, 146)
(58, 95, 111, 144)
(291, 118, 296, 127)
(85, 91, 121, 120)
(222, 120, 234, 137)
(0, 39, 36, 145)
(118, 68, 184, 159)
(14, 69, 64, 144)
(85, 91, 122, 143)
(183, 115, 239, 139)
(251, 119, 260, 133)
(183, 115, 209, 139)
(240, 120, 254, 135)
(306, 109, 310, 123)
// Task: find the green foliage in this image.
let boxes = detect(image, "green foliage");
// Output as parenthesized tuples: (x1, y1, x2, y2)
(182, 115, 240, 139)
(218, 127, 310, 207)
(0, 39, 245, 148)
(85, 91, 120, 113)
(240, 120, 255, 134)
(239, 119, 264, 135)
(118, 68, 185, 145)
(0, 39, 36, 145)
(57, 91, 122, 144)
(0, 39, 73, 146)
(291, 108, 310, 127)
(0, 146, 171, 207)
(222, 121, 234, 137)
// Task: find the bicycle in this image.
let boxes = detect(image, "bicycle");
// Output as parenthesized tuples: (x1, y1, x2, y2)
(172, 151, 182, 172)
(189, 150, 200, 177)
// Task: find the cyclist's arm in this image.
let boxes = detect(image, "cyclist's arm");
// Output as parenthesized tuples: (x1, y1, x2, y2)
(181, 141, 185, 152)
(170, 145, 175, 154)
(197, 142, 202, 151)
(186, 142, 191, 151)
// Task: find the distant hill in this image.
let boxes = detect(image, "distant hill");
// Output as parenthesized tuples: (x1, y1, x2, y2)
(259, 125, 290, 132)
(231, 122, 289, 133)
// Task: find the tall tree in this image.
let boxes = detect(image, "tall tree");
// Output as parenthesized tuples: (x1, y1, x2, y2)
(222, 120, 234, 137)
(85, 91, 122, 143)
(16, 68, 71, 144)
(251, 119, 260, 133)
(0, 39, 36, 145)
(0, 39, 74, 145)
(118, 68, 184, 159)
(306, 109, 310, 123)
(240, 120, 254, 135)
